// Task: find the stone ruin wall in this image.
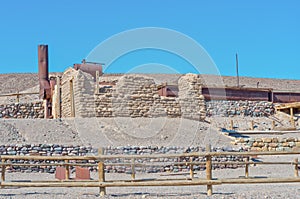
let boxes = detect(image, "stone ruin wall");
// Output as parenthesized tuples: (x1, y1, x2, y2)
(61, 68, 95, 118)
(59, 70, 277, 120)
(0, 70, 277, 120)
(95, 75, 182, 118)
(94, 74, 205, 119)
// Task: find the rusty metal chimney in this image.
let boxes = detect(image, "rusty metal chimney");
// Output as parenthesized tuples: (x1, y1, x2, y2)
(38, 45, 51, 100)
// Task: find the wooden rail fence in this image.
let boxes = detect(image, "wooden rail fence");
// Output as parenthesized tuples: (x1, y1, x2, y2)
(0, 148, 299, 196)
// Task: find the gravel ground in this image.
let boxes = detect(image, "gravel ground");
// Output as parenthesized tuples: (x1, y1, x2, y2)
(1, 156, 299, 199)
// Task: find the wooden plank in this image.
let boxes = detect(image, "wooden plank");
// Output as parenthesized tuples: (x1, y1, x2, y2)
(221, 177, 300, 184)
(0, 179, 222, 187)
(275, 102, 300, 110)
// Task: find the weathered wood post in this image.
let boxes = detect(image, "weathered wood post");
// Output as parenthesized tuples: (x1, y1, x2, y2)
(206, 144, 212, 196)
(16, 91, 20, 103)
(69, 78, 75, 117)
(189, 157, 194, 179)
(98, 148, 106, 196)
(131, 158, 136, 180)
(56, 76, 61, 118)
(1, 158, 6, 188)
(250, 121, 254, 130)
(245, 156, 250, 178)
(295, 158, 299, 177)
(65, 159, 70, 180)
(272, 120, 275, 130)
(290, 107, 295, 128)
(230, 120, 233, 130)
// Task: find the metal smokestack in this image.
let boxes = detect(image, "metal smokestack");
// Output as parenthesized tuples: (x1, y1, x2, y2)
(38, 44, 51, 100)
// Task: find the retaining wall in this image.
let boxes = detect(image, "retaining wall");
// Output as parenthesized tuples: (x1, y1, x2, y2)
(0, 144, 246, 173)
(0, 102, 44, 119)
(206, 100, 274, 117)
(233, 137, 300, 151)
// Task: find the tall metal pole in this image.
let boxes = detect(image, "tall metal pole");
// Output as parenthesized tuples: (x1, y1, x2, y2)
(236, 53, 239, 87)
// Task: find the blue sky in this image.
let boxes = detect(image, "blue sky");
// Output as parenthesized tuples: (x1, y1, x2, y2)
(0, 1, 299, 79)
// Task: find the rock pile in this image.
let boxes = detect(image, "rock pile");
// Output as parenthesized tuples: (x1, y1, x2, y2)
(0, 102, 44, 119)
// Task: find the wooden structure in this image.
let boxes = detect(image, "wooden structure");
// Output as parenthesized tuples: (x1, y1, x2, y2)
(0, 149, 299, 196)
(275, 102, 300, 127)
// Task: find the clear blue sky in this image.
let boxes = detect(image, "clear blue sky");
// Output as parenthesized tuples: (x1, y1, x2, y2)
(0, 0, 299, 79)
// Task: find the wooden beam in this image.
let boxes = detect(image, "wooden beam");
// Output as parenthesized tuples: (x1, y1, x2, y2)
(98, 147, 106, 196)
(295, 158, 299, 177)
(70, 78, 75, 117)
(206, 144, 213, 196)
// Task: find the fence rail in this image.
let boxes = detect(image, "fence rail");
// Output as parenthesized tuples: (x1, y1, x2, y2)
(0, 148, 299, 196)
(0, 92, 39, 103)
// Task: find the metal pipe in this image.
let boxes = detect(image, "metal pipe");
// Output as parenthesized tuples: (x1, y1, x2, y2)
(38, 45, 51, 100)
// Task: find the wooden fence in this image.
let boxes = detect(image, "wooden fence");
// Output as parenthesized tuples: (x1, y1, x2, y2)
(0, 148, 299, 196)
(0, 92, 39, 103)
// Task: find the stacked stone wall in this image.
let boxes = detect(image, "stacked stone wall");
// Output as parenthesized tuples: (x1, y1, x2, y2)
(0, 144, 247, 173)
(233, 137, 300, 151)
(206, 100, 274, 117)
(0, 102, 44, 119)
(61, 68, 95, 118)
(95, 75, 183, 118)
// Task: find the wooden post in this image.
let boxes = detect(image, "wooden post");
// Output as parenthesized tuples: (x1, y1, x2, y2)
(272, 121, 275, 130)
(43, 99, 49, 119)
(250, 121, 254, 130)
(69, 79, 75, 117)
(189, 157, 194, 179)
(245, 156, 250, 178)
(131, 158, 136, 180)
(56, 76, 61, 118)
(295, 158, 299, 177)
(16, 91, 20, 103)
(290, 107, 295, 128)
(1, 158, 6, 188)
(98, 147, 106, 196)
(206, 144, 212, 196)
(230, 120, 233, 130)
(95, 70, 100, 94)
(65, 160, 70, 180)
